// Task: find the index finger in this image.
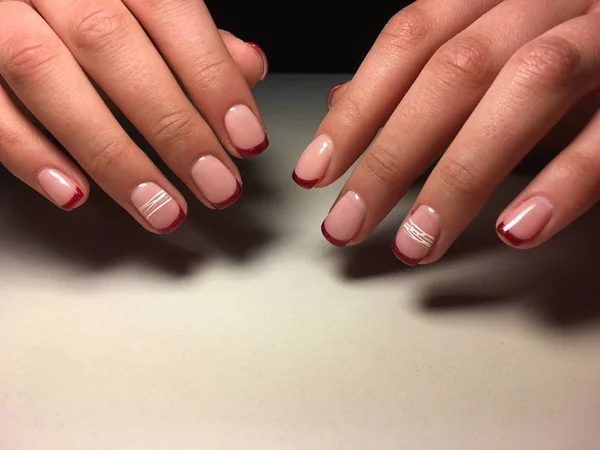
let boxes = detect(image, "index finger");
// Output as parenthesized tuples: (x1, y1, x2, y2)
(294, 0, 500, 188)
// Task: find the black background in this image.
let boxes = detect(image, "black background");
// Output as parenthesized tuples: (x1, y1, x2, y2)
(206, 0, 414, 73)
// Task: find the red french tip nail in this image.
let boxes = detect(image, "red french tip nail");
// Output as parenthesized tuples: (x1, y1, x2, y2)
(321, 221, 348, 247)
(246, 42, 268, 81)
(392, 240, 421, 266)
(496, 222, 525, 246)
(158, 207, 186, 234)
(327, 83, 345, 110)
(238, 136, 269, 159)
(212, 182, 242, 210)
(61, 186, 84, 211)
(292, 171, 318, 189)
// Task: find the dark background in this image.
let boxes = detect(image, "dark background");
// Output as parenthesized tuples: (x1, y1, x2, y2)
(206, 0, 414, 73)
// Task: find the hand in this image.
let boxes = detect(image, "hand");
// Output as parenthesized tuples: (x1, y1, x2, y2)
(0, 0, 269, 233)
(294, 0, 600, 265)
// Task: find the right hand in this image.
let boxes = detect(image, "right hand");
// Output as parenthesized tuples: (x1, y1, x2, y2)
(0, 0, 269, 233)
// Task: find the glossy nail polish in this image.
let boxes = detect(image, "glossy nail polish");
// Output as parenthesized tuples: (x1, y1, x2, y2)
(37, 168, 84, 211)
(497, 196, 554, 246)
(321, 190, 366, 247)
(191, 156, 242, 210)
(293, 134, 333, 189)
(224, 105, 268, 158)
(131, 182, 185, 233)
(392, 205, 441, 266)
(247, 42, 268, 81)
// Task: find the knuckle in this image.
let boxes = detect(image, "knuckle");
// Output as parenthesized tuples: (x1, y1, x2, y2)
(337, 92, 368, 126)
(88, 140, 132, 173)
(380, 5, 433, 54)
(2, 37, 59, 83)
(362, 144, 404, 186)
(191, 52, 229, 90)
(0, 125, 27, 156)
(513, 37, 581, 90)
(69, 4, 128, 53)
(436, 156, 481, 197)
(561, 152, 600, 194)
(151, 109, 196, 147)
(143, 0, 184, 13)
(432, 34, 495, 89)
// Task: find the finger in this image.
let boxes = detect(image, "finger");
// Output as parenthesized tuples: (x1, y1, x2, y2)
(33, 0, 245, 209)
(496, 109, 600, 248)
(0, 3, 186, 233)
(218, 30, 268, 86)
(0, 82, 88, 210)
(330, 0, 592, 247)
(294, 0, 502, 189)
(2, 0, 270, 86)
(326, 82, 348, 110)
(393, 10, 600, 265)
(122, 0, 269, 158)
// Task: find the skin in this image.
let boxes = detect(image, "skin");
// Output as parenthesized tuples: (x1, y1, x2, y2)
(0, 0, 267, 233)
(299, 0, 600, 263)
(2, 0, 600, 256)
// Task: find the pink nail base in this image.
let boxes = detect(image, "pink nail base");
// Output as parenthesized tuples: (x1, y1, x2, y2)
(292, 171, 318, 189)
(158, 208, 186, 234)
(392, 240, 421, 266)
(61, 187, 84, 211)
(238, 136, 269, 159)
(321, 221, 349, 247)
(212, 182, 242, 210)
(496, 222, 526, 247)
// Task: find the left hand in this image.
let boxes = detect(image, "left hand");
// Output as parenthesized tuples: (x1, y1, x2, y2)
(293, 0, 600, 265)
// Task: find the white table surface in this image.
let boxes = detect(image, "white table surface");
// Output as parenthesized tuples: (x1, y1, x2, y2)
(1, 74, 599, 450)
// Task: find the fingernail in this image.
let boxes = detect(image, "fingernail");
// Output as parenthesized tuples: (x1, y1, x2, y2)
(247, 42, 268, 81)
(327, 83, 344, 110)
(131, 182, 185, 233)
(191, 155, 242, 210)
(225, 105, 268, 158)
(497, 196, 554, 246)
(37, 168, 84, 211)
(293, 134, 333, 189)
(321, 190, 366, 247)
(393, 205, 441, 266)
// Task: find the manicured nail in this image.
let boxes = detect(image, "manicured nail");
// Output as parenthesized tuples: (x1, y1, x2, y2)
(321, 190, 366, 247)
(37, 168, 84, 211)
(224, 105, 268, 158)
(131, 182, 185, 233)
(247, 42, 268, 81)
(393, 205, 441, 266)
(327, 83, 345, 110)
(191, 155, 242, 210)
(293, 134, 333, 189)
(497, 196, 554, 246)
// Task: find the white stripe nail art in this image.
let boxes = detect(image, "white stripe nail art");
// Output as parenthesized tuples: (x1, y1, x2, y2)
(403, 218, 435, 248)
(139, 190, 172, 220)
